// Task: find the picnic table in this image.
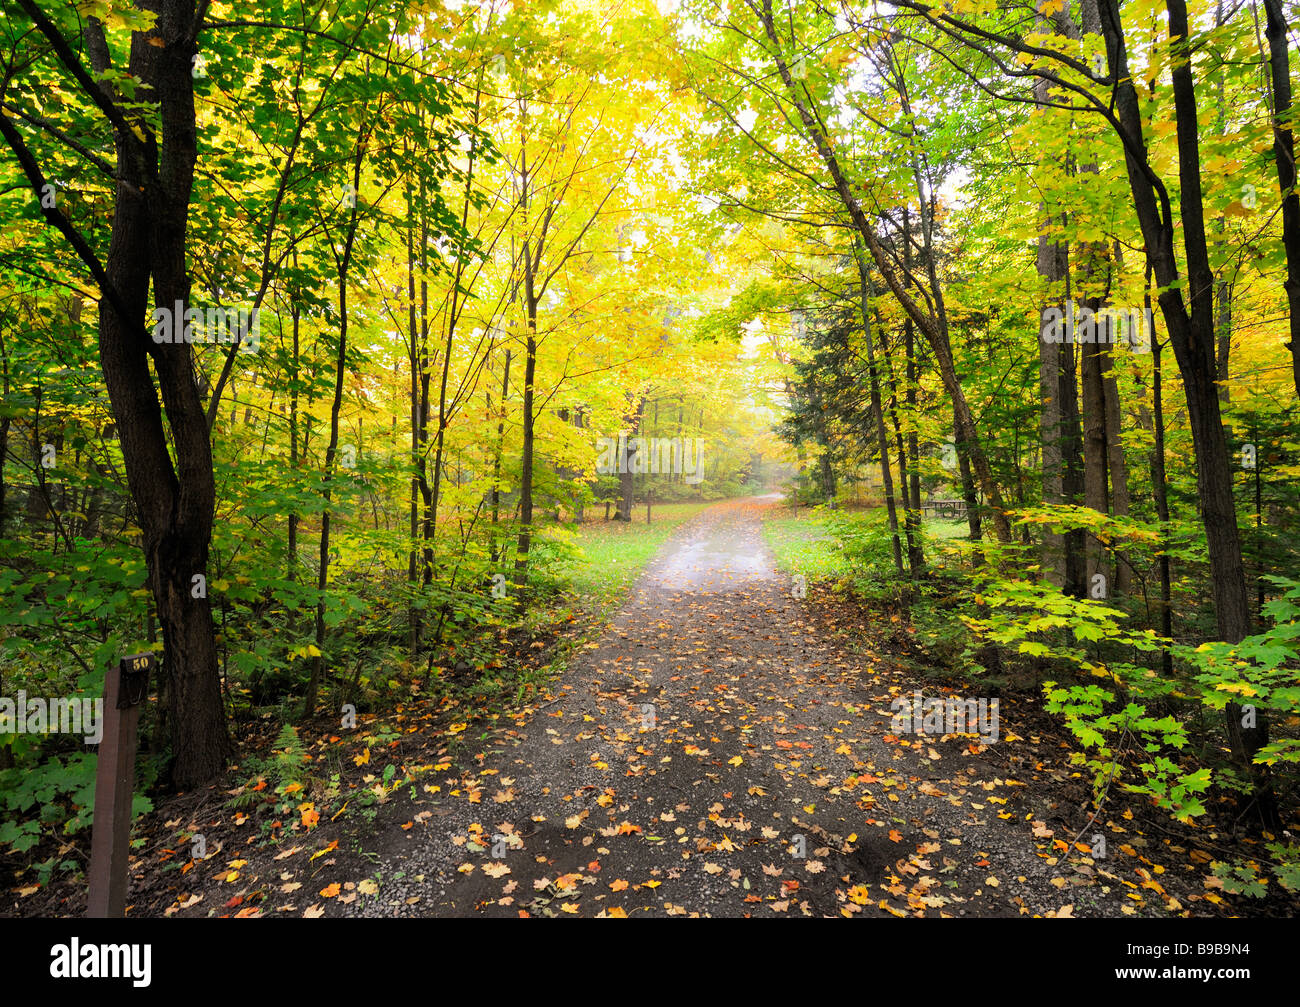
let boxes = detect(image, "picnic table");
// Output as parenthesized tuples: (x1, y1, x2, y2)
(922, 498, 968, 519)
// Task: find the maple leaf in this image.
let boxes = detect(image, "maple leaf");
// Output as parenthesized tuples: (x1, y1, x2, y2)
(303, 904, 325, 918)
(319, 883, 341, 898)
(610, 879, 630, 891)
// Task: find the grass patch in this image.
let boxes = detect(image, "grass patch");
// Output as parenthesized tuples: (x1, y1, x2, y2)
(562, 501, 713, 613)
(763, 506, 854, 579)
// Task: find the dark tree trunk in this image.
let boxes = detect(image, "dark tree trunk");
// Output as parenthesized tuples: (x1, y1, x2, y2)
(1081, 318, 1109, 591)
(513, 327, 537, 581)
(489, 347, 510, 563)
(1099, 0, 1273, 823)
(305, 130, 365, 717)
(856, 250, 903, 573)
(616, 397, 644, 521)
(79, 5, 228, 786)
(288, 297, 300, 582)
(1262, 0, 1300, 398)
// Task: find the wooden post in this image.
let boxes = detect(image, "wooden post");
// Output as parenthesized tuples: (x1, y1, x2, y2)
(646, 488, 652, 525)
(86, 653, 152, 918)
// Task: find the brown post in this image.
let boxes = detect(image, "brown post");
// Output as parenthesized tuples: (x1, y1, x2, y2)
(646, 489, 652, 525)
(86, 653, 152, 918)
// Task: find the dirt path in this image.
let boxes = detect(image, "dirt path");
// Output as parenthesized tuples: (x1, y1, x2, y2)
(338, 496, 1125, 918)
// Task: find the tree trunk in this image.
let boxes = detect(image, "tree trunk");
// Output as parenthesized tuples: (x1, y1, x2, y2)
(288, 296, 300, 581)
(904, 317, 923, 572)
(1149, 281, 1175, 680)
(1262, 0, 1300, 398)
(512, 326, 537, 583)
(1037, 202, 1069, 585)
(1098, 0, 1273, 822)
(489, 346, 511, 564)
(1101, 352, 1132, 593)
(76, 6, 229, 786)
(617, 397, 644, 521)
(1081, 320, 1109, 592)
(857, 249, 902, 573)
(305, 131, 365, 717)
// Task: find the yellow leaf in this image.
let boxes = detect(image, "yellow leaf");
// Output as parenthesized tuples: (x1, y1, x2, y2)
(310, 840, 338, 861)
